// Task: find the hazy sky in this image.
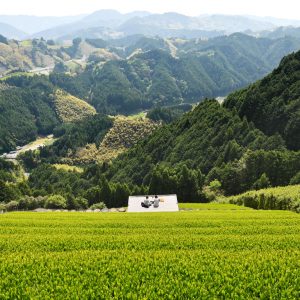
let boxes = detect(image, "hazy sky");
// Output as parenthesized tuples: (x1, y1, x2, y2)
(1, 0, 300, 19)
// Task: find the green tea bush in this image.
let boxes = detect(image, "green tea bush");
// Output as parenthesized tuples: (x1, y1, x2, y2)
(0, 210, 299, 299)
(228, 185, 300, 212)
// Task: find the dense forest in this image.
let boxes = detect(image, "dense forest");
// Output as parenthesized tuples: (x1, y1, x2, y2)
(104, 50, 300, 198)
(107, 100, 299, 195)
(4, 97, 298, 209)
(0, 77, 60, 153)
(0, 75, 97, 153)
(225, 50, 300, 151)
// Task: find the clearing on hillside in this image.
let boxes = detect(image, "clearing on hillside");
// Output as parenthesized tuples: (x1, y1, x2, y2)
(73, 115, 159, 163)
(54, 89, 96, 123)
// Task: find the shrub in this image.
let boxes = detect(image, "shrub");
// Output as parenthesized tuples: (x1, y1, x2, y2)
(90, 202, 106, 210)
(75, 197, 89, 210)
(203, 180, 223, 202)
(45, 195, 67, 209)
(5, 201, 19, 211)
(290, 172, 300, 185)
(0, 202, 6, 212)
(18, 196, 46, 210)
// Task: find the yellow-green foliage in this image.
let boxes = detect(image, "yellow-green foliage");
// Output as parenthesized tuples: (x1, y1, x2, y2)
(0, 210, 299, 298)
(72, 115, 159, 163)
(20, 40, 32, 47)
(101, 116, 159, 150)
(54, 89, 96, 123)
(53, 164, 83, 173)
(228, 185, 300, 212)
(0, 72, 33, 81)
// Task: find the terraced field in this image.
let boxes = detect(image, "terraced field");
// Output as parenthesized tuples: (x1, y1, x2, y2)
(0, 208, 299, 299)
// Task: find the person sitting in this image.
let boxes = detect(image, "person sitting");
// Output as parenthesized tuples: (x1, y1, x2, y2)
(141, 196, 151, 208)
(153, 195, 160, 208)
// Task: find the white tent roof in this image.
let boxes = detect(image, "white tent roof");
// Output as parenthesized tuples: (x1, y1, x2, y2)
(127, 194, 179, 213)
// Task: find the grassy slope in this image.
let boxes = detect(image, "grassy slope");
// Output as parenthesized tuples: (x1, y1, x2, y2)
(0, 210, 299, 298)
(54, 89, 96, 123)
(72, 115, 159, 163)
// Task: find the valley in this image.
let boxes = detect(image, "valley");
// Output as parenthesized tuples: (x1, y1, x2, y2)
(0, 135, 55, 160)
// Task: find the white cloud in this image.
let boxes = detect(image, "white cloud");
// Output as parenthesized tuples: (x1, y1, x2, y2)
(0, 0, 300, 19)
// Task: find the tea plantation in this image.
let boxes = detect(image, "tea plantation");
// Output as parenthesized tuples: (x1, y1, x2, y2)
(0, 207, 299, 299)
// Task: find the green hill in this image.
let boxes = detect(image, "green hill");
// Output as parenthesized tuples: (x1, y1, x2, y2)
(38, 115, 159, 165)
(0, 75, 97, 154)
(107, 100, 299, 196)
(106, 49, 300, 197)
(70, 115, 159, 164)
(0, 76, 60, 153)
(225, 50, 300, 150)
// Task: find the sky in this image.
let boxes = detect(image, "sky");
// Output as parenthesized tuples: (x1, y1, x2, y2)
(1, 0, 300, 19)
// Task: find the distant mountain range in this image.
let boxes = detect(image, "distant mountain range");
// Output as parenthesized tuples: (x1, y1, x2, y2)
(256, 26, 300, 39)
(0, 22, 27, 40)
(0, 10, 300, 40)
(0, 14, 85, 35)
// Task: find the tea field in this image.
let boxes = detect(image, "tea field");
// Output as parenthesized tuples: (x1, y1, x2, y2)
(0, 208, 299, 299)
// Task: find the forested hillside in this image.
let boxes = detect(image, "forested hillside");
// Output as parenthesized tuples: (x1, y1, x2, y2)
(69, 116, 159, 164)
(0, 75, 95, 153)
(52, 34, 300, 114)
(0, 77, 60, 153)
(103, 50, 300, 199)
(225, 50, 300, 150)
(54, 89, 96, 123)
(22, 114, 159, 167)
(107, 100, 299, 196)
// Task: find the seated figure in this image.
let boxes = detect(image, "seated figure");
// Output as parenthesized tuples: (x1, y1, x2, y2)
(153, 195, 160, 208)
(141, 196, 151, 208)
